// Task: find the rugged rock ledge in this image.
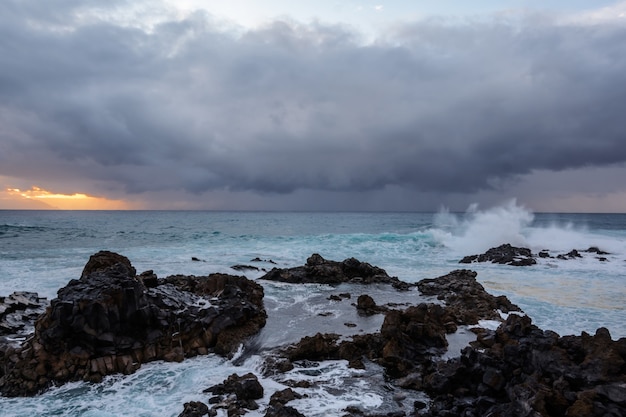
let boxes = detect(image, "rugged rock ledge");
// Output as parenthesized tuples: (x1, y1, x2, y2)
(459, 243, 537, 266)
(417, 269, 521, 323)
(2, 253, 625, 417)
(422, 315, 626, 417)
(0, 251, 266, 396)
(260, 266, 625, 417)
(460, 243, 613, 266)
(260, 253, 412, 290)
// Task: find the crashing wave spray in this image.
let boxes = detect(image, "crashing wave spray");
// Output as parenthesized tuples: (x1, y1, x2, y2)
(430, 199, 535, 255)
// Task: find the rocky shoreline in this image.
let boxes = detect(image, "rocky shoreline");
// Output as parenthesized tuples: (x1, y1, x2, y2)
(1, 251, 624, 417)
(0, 251, 266, 396)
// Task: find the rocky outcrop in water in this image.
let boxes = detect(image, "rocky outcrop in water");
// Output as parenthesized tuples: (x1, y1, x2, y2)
(459, 243, 537, 266)
(257, 267, 619, 416)
(260, 254, 412, 290)
(417, 269, 521, 323)
(0, 251, 266, 396)
(422, 314, 626, 417)
(461, 243, 613, 266)
(0, 292, 48, 380)
(266, 270, 515, 381)
(204, 372, 265, 416)
(0, 292, 47, 347)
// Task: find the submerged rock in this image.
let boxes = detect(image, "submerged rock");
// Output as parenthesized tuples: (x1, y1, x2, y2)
(0, 251, 266, 396)
(260, 253, 412, 290)
(459, 243, 536, 266)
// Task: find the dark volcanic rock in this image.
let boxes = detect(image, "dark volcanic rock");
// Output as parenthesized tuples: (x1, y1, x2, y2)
(356, 294, 387, 315)
(459, 243, 536, 266)
(260, 254, 412, 290)
(280, 303, 455, 379)
(557, 249, 583, 260)
(178, 401, 210, 417)
(205, 372, 264, 401)
(0, 251, 266, 396)
(586, 246, 610, 255)
(274, 269, 522, 381)
(378, 303, 452, 377)
(231, 265, 260, 272)
(0, 292, 48, 380)
(417, 269, 521, 323)
(204, 373, 264, 416)
(421, 314, 626, 417)
(264, 387, 306, 417)
(0, 292, 47, 342)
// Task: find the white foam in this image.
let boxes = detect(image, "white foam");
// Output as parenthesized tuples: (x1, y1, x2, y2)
(431, 199, 534, 256)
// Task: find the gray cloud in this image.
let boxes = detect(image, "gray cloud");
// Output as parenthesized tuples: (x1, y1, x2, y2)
(1, 2, 626, 209)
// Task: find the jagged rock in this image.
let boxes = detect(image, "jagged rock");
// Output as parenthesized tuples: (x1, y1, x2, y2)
(269, 388, 303, 406)
(417, 269, 521, 323)
(260, 254, 412, 290)
(204, 373, 264, 416)
(421, 314, 626, 417)
(265, 404, 306, 417)
(251, 257, 277, 264)
(80, 250, 136, 278)
(265, 387, 306, 417)
(557, 249, 583, 260)
(275, 270, 522, 381)
(586, 247, 610, 255)
(287, 333, 341, 362)
(459, 243, 536, 266)
(378, 303, 451, 377)
(205, 372, 264, 401)
(0, 292, 47, 341)
(231, 265, 260, 272)
(356, 294, 386, 315)
(0, 251, 266, 396)
(178, 401, 210, 417)
(538, 250, 552, 258)
(0, 292, 49, 381)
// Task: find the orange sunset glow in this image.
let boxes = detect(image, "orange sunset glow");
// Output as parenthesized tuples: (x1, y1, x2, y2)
(2, 187, 131, 210)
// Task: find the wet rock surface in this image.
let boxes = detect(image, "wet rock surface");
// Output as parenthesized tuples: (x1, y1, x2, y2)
(459, 243, 537, 266)
(421, 315, 626, 417)
(0, 292, 48, 345)
(0, 251, 266, 396)
(461, 243, 614, 266)
(259, 264, 625, 417)
(2, 253, 624, 417)
(204, 372, 264, 416)
(0, 292, 48, 379)
(417, 269, 521, 323)
(260, 253, 413, 290)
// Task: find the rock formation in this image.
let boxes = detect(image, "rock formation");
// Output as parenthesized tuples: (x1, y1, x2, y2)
(0, 251, 266, 396)
(422, 314, 626, 417)
(459, 243, 537, 266)
(260, 253, 412, 290)
(261, 266, 626, 417)
(417, 269, 521, 323)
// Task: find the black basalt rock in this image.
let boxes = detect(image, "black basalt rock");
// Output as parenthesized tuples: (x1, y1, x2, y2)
(459, 243, 536, 266)
(260, 253, 412, 290)
(0, 251, 267, 396)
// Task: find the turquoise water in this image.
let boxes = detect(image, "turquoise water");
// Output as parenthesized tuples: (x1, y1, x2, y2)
(1, 204, 625, 416)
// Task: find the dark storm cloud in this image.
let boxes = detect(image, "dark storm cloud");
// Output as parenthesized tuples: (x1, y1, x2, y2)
(1, 1, 626, 200)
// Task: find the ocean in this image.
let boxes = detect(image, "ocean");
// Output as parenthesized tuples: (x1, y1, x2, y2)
(1, 202, 625, 416)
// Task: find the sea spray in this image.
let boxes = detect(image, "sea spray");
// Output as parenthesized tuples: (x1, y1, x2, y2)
(1, 208, 625, 416)
(431, 199, 535, 255)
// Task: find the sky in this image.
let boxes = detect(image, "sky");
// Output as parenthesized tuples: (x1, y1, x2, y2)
(1, 1, 626, 211)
